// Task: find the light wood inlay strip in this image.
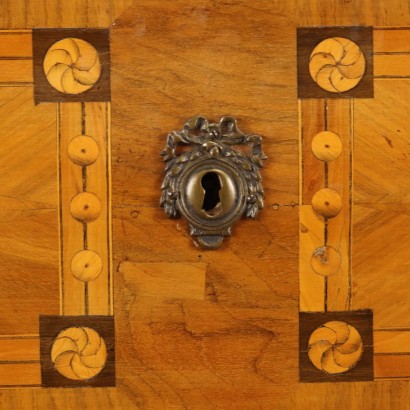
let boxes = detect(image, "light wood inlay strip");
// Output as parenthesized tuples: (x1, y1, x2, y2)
(374, 355, 410, 379)
(299, 205, 325, 312)
(374, 29, 410, 53)
(374, 330, 410, 354)
(59, 102, 86, 315)
(0, 33, 32, 57)
(301, 99, 326, 205)
(0, 363, 41, 386)
(85, 102, 111, 315)
(0, 60, 32, 83)
(0, 30, 32, 34)
(0, 338, 39, 362)
(374, 54, 410, 77)
(107, 102, 113, 315)
(326, 99, 352, 311)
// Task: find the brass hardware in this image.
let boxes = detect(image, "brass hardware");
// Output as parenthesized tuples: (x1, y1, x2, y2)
(160, 116, 267, 249)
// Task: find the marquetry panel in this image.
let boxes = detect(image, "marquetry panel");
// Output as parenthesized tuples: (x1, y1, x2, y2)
(374, 29, 410, 77)
(299, 98, 352, 314)
(33, 29, 110, 103)
(2, 1, 410, 407)
(40, 316, 115, 387)
(0, 86, 59, 336)
(0, 27, 113, 388)
(297, 26, 373, 98)
(298, 26, 372, 382)
(353, 78, 410, 337)
(111, 3, 299, 406)
(0, 31, 33, 86)
(325, 99, 352, 312)
(58, 101, 112, 317)
(300, 311, 373, 382)
(299, 25, 410, 384)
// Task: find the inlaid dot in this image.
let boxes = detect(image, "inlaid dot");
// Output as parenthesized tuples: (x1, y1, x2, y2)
(70, 192, 101, 223)
(71, 250, 103, 282)
(312, 188, 342, 218)
(311, 131, 343, 162)
(68, 135, 100, 166)
(311, 246, 342, 276)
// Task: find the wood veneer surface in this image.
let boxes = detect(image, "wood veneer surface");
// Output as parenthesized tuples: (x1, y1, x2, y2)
(0, 1, 409, 409)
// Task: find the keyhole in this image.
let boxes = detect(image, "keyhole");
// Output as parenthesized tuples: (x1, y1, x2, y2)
(201, 172, 222, 215)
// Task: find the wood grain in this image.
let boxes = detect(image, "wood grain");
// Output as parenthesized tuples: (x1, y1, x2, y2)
(326, 99, 352, 311)
(299, 205, 325, 312)
(58, 101, 112, 317)
(301, 99, 326, 204)
(119, 261, 206, 301)
(0, 0, 132, 28)
(0, 87, 59, 335)
(0, 33, 32, 57)
(0, 338, 39, 362)
(0, 363, 40, 387)
(353, 79, 410, 329)
(0, 0, 410, 408)
(58, 102, 86, 315)
(84, 102, 112, 316)
(374, 355, 410, 379)
(374, 55, 410, 77)
(299, 98, 352, 313)
(0, 60, 32, 83)
(374, 331, 410, 354)
(112, 1, 299, 405)
(374, 29, 410, 53)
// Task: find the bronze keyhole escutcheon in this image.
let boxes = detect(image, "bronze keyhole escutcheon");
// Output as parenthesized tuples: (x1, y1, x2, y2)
(160, 115, 267, 249)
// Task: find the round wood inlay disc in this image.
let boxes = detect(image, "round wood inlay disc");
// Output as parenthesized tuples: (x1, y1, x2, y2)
(311, 131, 343, 162)
(71, 250, 103, 282)
(311, 246, 342, 276)
(70, 192, 101, 223)
(312, 188, 342, 218)
(68, 135, 100, 166)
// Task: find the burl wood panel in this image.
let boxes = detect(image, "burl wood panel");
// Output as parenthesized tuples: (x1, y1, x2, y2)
(111, 0, 299, 406)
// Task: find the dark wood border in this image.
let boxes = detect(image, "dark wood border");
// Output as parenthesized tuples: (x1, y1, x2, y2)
(40, 315, 115, 387)
(33, 28, 110, 103)
(297, 26, 373, 98)
(299, 310, 373, 383)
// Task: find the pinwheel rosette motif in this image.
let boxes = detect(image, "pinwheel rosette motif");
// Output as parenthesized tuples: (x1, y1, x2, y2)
(309, 37, 366, 93)
(51, 327, 107, 380)
(308, 321, 363, 374)
(43, 38, 101, 94)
